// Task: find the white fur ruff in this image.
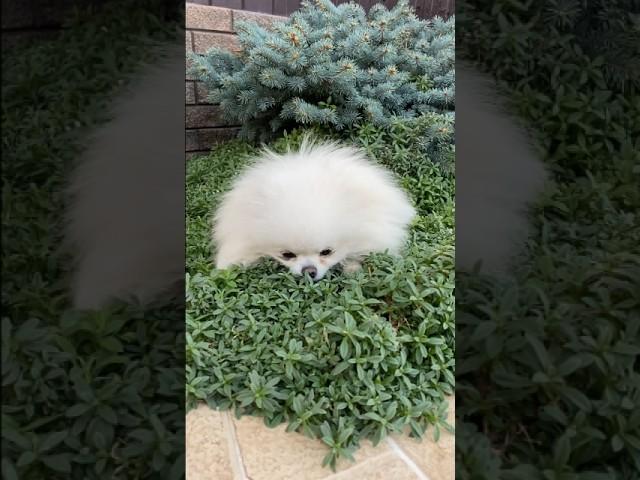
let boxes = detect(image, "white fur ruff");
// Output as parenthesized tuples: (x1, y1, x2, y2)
(456, 62, 547, 274)
(65, 46, 185, 309)
(213, 139, 416, 280)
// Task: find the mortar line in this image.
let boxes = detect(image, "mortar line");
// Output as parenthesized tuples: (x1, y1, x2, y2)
(188, 27, 238, 34)
(222, 411, 249, 480)
(386, 437, 432, 480)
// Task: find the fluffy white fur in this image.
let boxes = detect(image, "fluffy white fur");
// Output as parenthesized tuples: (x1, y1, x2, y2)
(214, 139, 416, 280)
(65, 45, 185, 309)
(456, 61, 547, 274)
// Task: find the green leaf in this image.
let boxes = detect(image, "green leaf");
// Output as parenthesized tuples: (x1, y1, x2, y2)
(332, 361, 351, 375)
(66, 404, 91, 417)
(363, 412, 384, 422)
(562, 388, 592, 411)
(1, 428, 31, 450)
(526, 333, 551, 369)
(16, 451, 36, 467)
(42, 454, 72, 473)
(611, 435, 624, 452)
(97, 405, 118, 424)
(1, 458, 18, 480)
(556, 356, 583, 376)
(39, 431, 68, 452)
(553, 433, 571, 465)
(339, 338, 350, 359)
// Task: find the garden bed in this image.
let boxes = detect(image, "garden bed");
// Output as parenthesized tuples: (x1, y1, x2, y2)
(186, 118, 455, 468)
(185, 0, 456, 469)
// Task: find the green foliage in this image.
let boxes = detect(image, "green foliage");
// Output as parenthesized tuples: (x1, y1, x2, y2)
(2, 308, 184, 479)
(349, 111, 455, 175)
(186, 121, 455, 470)
(189, 0, 454, 141)
(2, 3, 184, 479)
(456, 1, 640, 478)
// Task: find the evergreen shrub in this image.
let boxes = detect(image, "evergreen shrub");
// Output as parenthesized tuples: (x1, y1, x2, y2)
(189, 0, 454, 141)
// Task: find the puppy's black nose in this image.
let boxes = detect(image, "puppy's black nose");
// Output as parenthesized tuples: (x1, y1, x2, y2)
(302, 266, 317, 278)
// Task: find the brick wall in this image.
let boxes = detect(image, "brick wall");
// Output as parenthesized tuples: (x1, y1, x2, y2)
(205, 0, 454, 18)
(185, 3, 285, 157)
(185, 0, 452, 157)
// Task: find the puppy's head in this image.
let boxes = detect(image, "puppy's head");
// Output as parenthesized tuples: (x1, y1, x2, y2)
(214, 139, 413, 279)
(255, 189, 357, 280)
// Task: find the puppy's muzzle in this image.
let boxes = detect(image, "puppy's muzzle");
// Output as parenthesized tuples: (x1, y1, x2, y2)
(301, 265, 317, 279)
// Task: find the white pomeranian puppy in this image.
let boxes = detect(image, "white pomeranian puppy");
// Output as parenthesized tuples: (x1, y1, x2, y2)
(456, 61, 547, 274)
(66, 45, 185, 309)
(213, 138, 416, 280)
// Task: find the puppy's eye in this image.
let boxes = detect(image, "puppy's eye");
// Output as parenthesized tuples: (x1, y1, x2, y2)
(281, 251, 297, 260)
(319, 249, 333, 256)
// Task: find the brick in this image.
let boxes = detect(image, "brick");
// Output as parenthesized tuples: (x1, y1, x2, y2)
(186, 56, 195, 81)
(192, 31, 240, 54)
(186, 105, 230, 128)
(198, 127, 240, 148)
(185, 30, 192, 53)
(195, 82, 213, 104)
(232, 10, 286, 31)
(186, 130, 199, 151)
(242, 0, 274, 15)
(210, 0, 242, 9)
(186, 82, 196, 104)
(186, 4, 232, 31)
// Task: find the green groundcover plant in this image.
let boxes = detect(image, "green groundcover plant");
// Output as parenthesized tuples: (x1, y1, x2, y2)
(189, 0, 454, 141)
(186, 121, 455, 469)
(456, 1, 640, 479)
(2, 3, 185, 479)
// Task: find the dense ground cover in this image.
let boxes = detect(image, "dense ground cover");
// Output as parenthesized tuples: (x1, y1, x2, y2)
(186, 120, 455, 468)
(2, 3, 184, 478)
(456, 1, 640, 478)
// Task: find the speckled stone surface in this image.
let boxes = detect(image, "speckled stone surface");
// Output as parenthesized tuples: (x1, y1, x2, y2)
(185, 397, 455, 480)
